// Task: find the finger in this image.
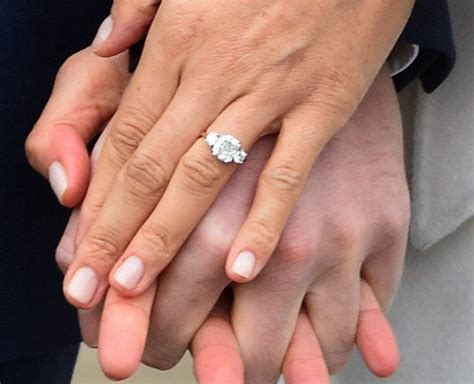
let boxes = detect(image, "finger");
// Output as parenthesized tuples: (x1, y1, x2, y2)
(232, 262, 304, 383)
(56, 128, 115, 347)
(191, 292, 244, 384)
(226, 105, 333, 282)
(62, 39, 183, 308)
(107, 95, 279, 298)
(362, 220, 409, 312)
(141, 140, 271, 369)
(282, 310, 330, 384)
(93, 1, 160, 57)
(65, 84, 230, 308)
(98, 283, 156, 380)
(56, 210, 81, 273)
(305, 263, 361, 375)
(74, 14, 187, 244)
(55, 208, 104, 347)
(356, 279, 399, 378)
(25, 48, 129, 206)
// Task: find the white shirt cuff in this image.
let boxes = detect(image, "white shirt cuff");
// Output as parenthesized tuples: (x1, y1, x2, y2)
(388, 43, 420, 77)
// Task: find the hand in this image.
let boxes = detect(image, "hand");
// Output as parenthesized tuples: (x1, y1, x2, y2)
(59, 0, 415, 310)
(113, 65, 409, 382)
(27, 47, 403, 382)
(60, 209, 393, 383)
(23, 46, 332, 383)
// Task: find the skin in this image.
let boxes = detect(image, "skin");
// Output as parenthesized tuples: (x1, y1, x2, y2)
(51, 0, 415, 312)
(26, 47, 407, 382)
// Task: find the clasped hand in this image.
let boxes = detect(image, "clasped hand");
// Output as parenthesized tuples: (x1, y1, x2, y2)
(26, 0, 413, 382)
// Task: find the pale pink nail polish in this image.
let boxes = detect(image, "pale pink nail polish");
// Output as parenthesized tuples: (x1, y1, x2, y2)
(232, 251, 256, 279)
(67, 267, 98, 304)
(113, 256, 144, 290)
(48, 162, 68, 202)
(92, 15, 113, 49)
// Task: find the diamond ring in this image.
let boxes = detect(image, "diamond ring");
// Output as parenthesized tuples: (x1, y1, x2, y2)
(204, 132, 248, 164)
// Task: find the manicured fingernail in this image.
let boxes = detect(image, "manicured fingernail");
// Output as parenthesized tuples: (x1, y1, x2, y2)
(92, 15, 113, 49)
(67, 267, 98, 304)
(232, 251, 256, 279)
(113, 256, 144, 290)
(48, 162, 68, 202)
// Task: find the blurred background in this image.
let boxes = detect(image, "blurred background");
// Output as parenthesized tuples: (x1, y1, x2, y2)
(73, 345, 195, 384)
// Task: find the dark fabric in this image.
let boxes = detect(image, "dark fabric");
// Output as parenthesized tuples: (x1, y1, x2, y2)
(0, 343, 79, 384)
(394, 0, 456, 92)
(0, 1, 111, 362)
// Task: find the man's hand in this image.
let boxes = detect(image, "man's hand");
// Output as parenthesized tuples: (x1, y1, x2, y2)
(59, 0, 415, 310)
(121, 65, 409, 382)
(27, 47, 404, 383)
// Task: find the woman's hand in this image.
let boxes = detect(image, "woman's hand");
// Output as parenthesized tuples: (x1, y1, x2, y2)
(59, 0, 414, 309)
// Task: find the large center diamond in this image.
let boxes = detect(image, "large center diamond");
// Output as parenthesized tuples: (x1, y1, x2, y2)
(211, 134, 241, 163)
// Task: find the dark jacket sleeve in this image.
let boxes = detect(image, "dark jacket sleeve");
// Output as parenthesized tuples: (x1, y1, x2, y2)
(394, 0, 456, 92)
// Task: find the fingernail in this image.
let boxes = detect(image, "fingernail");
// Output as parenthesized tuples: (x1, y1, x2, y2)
(113, 256, 144, 290)
(67, 267, 98, 304)
(48, 162, 68, 202)
(232, 251, 256, 279)
(92, 15, 113, 49)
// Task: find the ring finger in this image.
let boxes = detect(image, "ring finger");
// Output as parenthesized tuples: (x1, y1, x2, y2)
(105, 94, 280, 297)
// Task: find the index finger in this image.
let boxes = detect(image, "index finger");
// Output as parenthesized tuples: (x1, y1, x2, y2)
(98, 284, 156, 381)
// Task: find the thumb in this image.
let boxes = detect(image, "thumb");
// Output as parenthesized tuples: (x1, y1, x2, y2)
(25, 48, 129, 207)
(92, 0, 160, 57)
(356, 279, 400, 378)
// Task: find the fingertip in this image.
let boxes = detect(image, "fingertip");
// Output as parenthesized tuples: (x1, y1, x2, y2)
(193, 318, 244, 384)
(92, 16, 114, 55)
(357, 308, 399, 377)
(99, 301, 149, 380)
(227, 251, 257, 283)
(357, 280, 400, 377)
(109, 255, 146, 296)
(63, 266, 107, 310)
(48, 127, 91, 207)
(93, 10, 153, 58)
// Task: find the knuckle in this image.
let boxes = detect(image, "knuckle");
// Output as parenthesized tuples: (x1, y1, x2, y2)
(123, 151, 169, 198)
(82, 227, 122, 267)
(381, 211, 409, 246)
(193, 222, 233, 257)
(247, 217, 280, 252)
(180, 149, 223, 194)
(60, 50, 86, 73)
(311, 68, 360, 121)
(327, 215, 362, 254)
(138, 224, 172, 255)
(80, 198, 104, 226)
(55, 241, 74, 272)
(260, 164, 304, 194)
(24, 131, 48, 168)
(276, 236, 316, 267)
(376, 208, 409, 252)
(110, 103, 157, 159)
(191, 229, 231, 276)
(376, 200, 411, 253)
